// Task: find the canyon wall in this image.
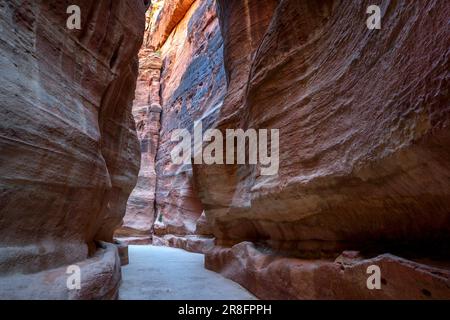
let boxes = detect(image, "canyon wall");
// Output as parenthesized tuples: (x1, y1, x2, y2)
(115, 47, 162, 244)
(195, 0, 450, 299)
(155, 0, 226, 242)
(0, 0, 147, 299)
(123, 0, 225, 251)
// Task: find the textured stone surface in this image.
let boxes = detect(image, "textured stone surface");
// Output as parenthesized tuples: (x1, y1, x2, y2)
(115, 49, 162, 242)
(115, 240, 129, 266)
(195, 0, 450, 298)
(118, 0, 224, 248)
(153, 0, 226, 238)
(206, 242, 450, 300)
(153, 234, 215, 254)
(0, 242, 122, 300)
(146, 0, 195, 50)
(0, 0, 146, 299)
(196, 0, 450, 251)
(4, 0, 448, 300)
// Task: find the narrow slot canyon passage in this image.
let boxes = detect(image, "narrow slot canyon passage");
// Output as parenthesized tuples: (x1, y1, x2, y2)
(111, 0, 450, 300)
(115, 0, 450, 299)
(0, 0, 449, 301)
(114, 0, 450, 300)
(119, 246, 255, 300)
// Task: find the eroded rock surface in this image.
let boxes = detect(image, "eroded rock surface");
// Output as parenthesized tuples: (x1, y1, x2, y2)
(148, 0, 196, 50)
(195, 0, 450, 298)
(120, 0, 224, 248)
(120, 0, 449, 299)
(206, 242, 450, 300)
(152, 0, 226, 239)
(0, 0, 147, 299)
(0, 242, 122, 300)
(153, 234, 215, 254)
(115, 48, 162, 245)
(197, 0, 450, 254)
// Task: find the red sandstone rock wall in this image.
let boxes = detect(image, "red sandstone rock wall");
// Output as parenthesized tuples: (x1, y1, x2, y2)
(118, 0, 224, 248)
(206, 242, 450, 300)
(146, 0, 226, 241)
(115, 48, 162, 244)
(198, 0, 450, 252)
(194, 0, 450, 299)
(0, 0, 147, 299)
(148, 0, 196, 50)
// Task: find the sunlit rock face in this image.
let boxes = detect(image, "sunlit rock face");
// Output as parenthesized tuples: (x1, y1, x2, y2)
(196, 0, 450, 298)
(0, 0, 146, 299)
(147, 0, 196, 50)
(147, 0, 226, 238)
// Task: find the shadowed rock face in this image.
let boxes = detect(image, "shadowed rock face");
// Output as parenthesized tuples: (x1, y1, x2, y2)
(206, 242, 450, 300)
(196, 0, 450, 249)
(119, 0, 224, 247)
(8, 0, 445, 300)
(119, 0, 449, 299)
(115, 48, 162, 244)
(193, 0, 450, 298)
(0, 0, 146, 299)
(152, 0, 226, 237)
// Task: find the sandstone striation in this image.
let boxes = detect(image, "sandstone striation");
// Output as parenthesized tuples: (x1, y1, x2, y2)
(153, 234, 215, 254)
(0, 0, 147, 299)
(115, 48, 162, 245)
(198, 0, 450, 253)
(152, 0, 226, 241)
(193, 0, 450, 298)
(206, 242, 450, 300)
(0, 242, 122, 300)
(119, 0, 225, 249)
(121, 0, 449, 299)
(7, 0, 446, 300)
